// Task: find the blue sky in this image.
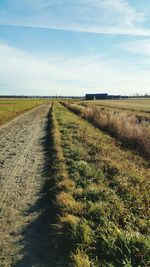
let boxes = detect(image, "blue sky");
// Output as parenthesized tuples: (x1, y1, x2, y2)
(0, 0, 150, 96)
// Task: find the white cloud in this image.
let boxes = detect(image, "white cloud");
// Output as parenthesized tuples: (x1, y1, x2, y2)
(123, 39, 150, 56)
(0, 1, 149, 96)
(0, 0, 150, 36)
(0, 42, 149, 96)
(0, 42, 74, 95)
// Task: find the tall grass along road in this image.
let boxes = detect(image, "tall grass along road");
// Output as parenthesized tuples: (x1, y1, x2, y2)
(62, 102, 150, 157)
(53, 103, 149, 266)
(79, 99, 150, 121)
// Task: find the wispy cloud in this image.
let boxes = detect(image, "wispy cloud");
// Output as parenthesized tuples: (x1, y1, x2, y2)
(123, 39, 150, 56)
(0, 42, 107, 91)
(0, 42, 149, 95)
(0, 0, 150, 36)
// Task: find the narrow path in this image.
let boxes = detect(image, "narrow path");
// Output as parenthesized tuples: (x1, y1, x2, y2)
(0, 104, 56, 266)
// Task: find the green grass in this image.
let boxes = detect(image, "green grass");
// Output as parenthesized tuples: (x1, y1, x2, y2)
(52, 103, 150, 266)
(0, 98, 46, 126)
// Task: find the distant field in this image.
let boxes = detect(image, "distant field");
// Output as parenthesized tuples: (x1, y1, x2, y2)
(0, 98, 46, 126)
(79, 98, 150, 119)
(80, 98, 150, 111)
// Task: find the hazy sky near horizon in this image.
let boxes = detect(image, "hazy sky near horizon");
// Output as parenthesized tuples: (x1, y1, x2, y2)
(0, 0, 150, 96)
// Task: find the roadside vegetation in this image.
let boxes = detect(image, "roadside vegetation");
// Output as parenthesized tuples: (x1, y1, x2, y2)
(62, 102, 150, 157)
(79, 99, 150, 121)
(49, 103, 76, 266)
(0, 98, 46, 126)
(51, 103, 149, 266)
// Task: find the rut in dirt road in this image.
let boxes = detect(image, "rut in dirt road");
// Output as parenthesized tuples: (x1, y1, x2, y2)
(0, 104, 57, 267)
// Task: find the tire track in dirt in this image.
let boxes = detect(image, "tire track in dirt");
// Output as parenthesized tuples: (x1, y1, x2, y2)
(0, 105, 45, 162)
(0, 130, 38, 214)
(0, 104, 46, 138)
(0, 104, 55, 266)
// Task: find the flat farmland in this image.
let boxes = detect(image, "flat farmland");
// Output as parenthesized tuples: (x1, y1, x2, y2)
(0, 98, 46, 126)
(79, 98, 150, 120)
(0, 100, 150, 266)
(80, 98, 150, 111)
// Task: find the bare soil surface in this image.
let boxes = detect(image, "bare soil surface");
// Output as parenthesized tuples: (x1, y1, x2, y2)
(0, 104, 56, 267)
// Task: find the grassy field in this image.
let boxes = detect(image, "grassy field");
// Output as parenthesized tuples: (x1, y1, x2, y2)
(63, 101, 150, 157)
(79, 98, 150, 112)
(0, 98, 46, 126)
(1, 99, 149, 266)
(79, 98, 150, 120)
(50, 102, 150, 266)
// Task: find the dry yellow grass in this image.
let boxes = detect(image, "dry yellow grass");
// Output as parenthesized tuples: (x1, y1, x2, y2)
(54, 102, 150, 266)
(63, 102, 150, 157)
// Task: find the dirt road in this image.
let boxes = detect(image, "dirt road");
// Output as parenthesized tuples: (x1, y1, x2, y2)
(0, 104, 56, 266)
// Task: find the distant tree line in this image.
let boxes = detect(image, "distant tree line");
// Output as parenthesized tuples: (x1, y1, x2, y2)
(0, 95, 83, 99)
(130, 93, 150, 98)
(0, 93, 149, 99)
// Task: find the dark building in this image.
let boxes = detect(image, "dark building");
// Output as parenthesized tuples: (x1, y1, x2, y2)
(85, 93, 129, 100)
(85, 93, 108, 100)
(107, 95, 121, 99)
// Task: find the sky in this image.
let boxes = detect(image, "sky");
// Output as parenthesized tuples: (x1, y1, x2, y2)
(0, 0, 150, 96)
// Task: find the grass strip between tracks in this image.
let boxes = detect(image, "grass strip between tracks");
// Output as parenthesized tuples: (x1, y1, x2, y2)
(50, 103, 79, 266)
